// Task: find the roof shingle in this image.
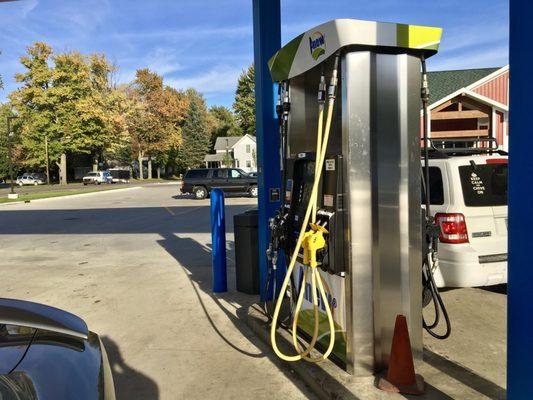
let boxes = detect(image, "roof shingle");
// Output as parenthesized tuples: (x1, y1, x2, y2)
(214, 136, 241, 151)
(428, 67, 501, 104)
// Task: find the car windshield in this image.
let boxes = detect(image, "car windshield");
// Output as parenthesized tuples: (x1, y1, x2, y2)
(458, 162, 508, 207)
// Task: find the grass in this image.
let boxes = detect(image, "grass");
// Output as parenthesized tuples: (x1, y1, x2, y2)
(0, 187, 123, 204)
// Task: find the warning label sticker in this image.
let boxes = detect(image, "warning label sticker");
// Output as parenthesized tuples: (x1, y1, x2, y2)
(325, 159, 335, 171)
(324, 194, 334, 207)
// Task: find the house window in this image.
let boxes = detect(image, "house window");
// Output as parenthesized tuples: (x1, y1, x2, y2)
(246, 144, 251, 153)
(246, 160, 251, 168)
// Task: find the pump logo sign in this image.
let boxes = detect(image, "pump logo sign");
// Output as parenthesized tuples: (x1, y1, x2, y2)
(309, 31, 326, 60)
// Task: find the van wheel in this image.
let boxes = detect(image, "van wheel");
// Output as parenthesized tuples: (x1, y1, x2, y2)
(193, 186, 207, 200)
(249, 185, 258, 198)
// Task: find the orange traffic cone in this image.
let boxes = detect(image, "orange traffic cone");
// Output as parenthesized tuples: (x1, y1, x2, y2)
(377, 315, 425, 395)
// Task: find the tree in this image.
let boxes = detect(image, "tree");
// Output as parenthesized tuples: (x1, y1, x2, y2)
(10, 43, 121, 184)
(10, 42, 55, 175)
(0, 104, 20, 179)
(209, 106, 241, 148)
(125, 69, 186, 179)
(176, 89, 211, 172)
(222, 150, 233, 168)
(233, 64, 256, 137)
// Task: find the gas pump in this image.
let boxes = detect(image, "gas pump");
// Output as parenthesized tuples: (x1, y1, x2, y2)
(265, 19, 448, 374)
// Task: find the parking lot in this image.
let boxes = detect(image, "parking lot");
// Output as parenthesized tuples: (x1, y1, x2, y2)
(0, 185, 506, 399)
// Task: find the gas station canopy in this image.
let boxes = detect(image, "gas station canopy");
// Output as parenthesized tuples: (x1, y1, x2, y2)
(268, 19, 442, 81)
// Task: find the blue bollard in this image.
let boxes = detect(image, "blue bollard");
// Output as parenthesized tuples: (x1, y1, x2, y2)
(210, 188, 227, 293)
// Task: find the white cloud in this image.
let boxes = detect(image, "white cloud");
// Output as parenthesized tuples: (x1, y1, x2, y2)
(112, 25, 251, 41)
(21, 0, 39, 18)
(440, 23, 508, 54)
(429, 45, 508, 71)
(165, 66, 243, 94)
(144, 48, 185, 76)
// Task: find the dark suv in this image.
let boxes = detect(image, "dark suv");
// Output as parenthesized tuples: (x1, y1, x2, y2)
(181, 168, 258, 199)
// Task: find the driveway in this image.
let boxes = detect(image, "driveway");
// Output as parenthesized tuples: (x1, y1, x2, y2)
(0, 185, 316, 400)
(0, 185, 506, 399)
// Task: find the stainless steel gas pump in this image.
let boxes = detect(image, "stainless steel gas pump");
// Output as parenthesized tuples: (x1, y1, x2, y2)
(265, 19, 445, 375)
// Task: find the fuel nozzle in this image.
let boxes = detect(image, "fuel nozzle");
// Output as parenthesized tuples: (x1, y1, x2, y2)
(421, 56, 430, 103)
(318, 75, 326, 104)
(327, 53, 340, 99)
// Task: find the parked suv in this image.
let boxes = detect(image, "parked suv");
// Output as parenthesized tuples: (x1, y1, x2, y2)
(83, 171, 112, 185)
(424, 148, 508, 288)
(16, 173, 46, 186)
(181, 168, 258, 199)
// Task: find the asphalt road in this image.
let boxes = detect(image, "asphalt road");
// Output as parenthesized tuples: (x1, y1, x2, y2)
(0, 185, 506, 399)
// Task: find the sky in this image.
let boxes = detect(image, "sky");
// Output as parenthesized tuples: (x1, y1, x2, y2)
(0, 0, 509, 108)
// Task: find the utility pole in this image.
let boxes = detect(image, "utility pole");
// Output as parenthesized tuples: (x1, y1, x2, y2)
(6, 116, 17, 197)
(225, 138, 229, 167)
(44, 134, 50, 184)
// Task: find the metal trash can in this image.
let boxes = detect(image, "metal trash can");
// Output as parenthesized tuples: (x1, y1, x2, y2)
(234, 209, 259, 294)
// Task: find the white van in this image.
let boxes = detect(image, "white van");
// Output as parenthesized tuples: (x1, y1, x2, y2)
(424, 151, 508, 288)
(82, 171, 112, 185)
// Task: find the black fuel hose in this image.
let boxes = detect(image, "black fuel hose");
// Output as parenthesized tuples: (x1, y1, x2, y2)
(421, 55, 451, 340)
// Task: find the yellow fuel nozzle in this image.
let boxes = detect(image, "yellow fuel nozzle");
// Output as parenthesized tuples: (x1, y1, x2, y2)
(302, 224, 328, 268)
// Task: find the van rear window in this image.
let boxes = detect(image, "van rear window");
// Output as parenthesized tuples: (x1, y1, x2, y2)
(421, 167, 444, 205)
(185, 169, 208, 179)
(458, 163, 508, 207)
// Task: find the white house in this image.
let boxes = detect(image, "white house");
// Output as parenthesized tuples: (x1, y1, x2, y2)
(204, 134, 257, 172)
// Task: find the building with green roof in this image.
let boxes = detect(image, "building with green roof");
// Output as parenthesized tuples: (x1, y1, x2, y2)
(426, 65, 509, 150)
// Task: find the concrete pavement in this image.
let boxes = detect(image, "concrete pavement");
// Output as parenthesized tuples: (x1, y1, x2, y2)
(0, 185, 316, 400)
(0, 185, 507, 399)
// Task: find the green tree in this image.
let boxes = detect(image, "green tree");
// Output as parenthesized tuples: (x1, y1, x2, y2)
(209, 106, 241, 148)
(176, 89, 211, 172)
(10, 42, 55, 176)
(233, 64, 256, 136)
(10, 43, 121, 184)
(0, 104, 20, 179)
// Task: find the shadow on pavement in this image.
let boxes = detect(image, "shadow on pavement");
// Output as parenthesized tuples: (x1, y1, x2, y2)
(424, 349, 506, 400)
(480, 284, 507, 295)
(101, 336, 159, 400)
(0, 205, 249, 235)
(156, 232, 317, 398)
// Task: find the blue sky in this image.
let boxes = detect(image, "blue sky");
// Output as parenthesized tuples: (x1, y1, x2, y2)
(0, 0, 508, 108)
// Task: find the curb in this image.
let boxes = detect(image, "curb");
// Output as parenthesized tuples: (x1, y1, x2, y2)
(0, 186, 142, 206)
(246, 304, 391, 400)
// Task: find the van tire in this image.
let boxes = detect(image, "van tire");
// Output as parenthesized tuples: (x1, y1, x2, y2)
(193, 186, 208, 200)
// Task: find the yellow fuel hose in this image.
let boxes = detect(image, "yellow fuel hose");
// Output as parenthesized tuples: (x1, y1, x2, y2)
(270, 57, 338, 362)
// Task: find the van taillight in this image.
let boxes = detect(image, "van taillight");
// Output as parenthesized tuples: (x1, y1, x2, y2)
(435, 213, 469, 244)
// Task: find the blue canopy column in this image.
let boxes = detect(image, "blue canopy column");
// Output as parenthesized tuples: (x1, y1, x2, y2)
(508, 1, 533, 398)
(252, 0, 282, 301)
